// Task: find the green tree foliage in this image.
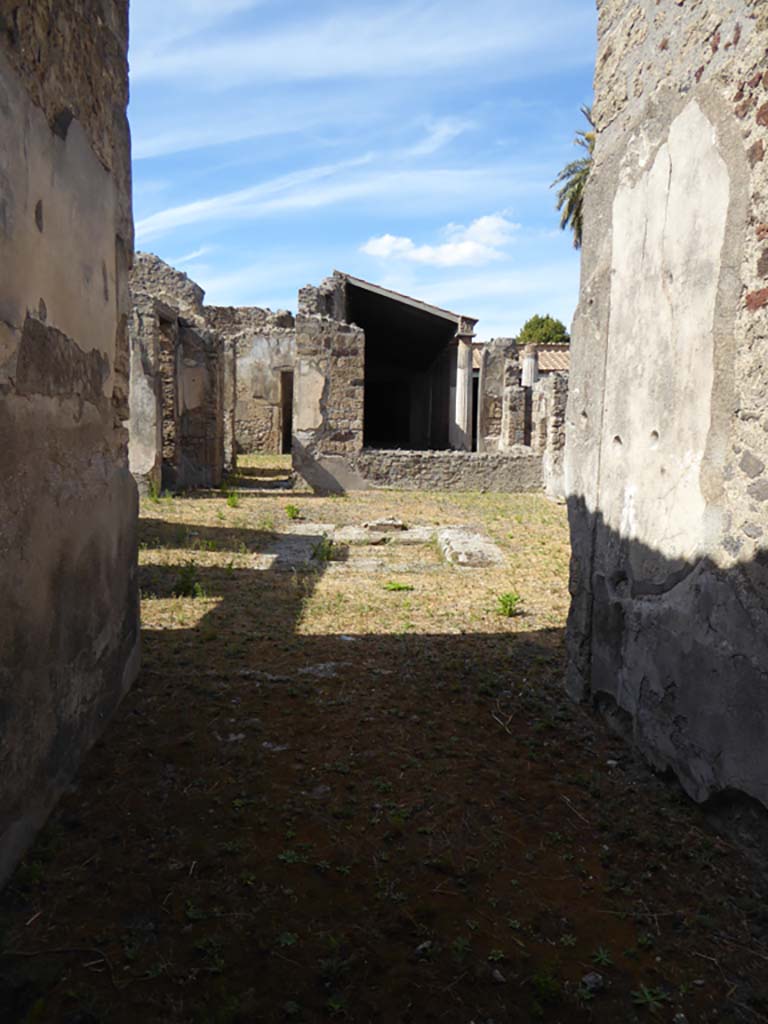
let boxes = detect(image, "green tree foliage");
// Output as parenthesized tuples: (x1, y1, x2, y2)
(552, 105, 595, 249)
(518, 314, 569, 347)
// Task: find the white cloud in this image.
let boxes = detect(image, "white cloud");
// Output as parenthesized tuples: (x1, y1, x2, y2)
(174, 246, 214, 265)
(130, 0, 595, 89)
(361, 214, 519, 268)
(406, 118, 473, 157)
(129, 0, 265, 53)
(136, 159, 541, 243)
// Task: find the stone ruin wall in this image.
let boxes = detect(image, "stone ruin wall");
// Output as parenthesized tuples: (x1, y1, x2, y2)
(293, 281, 568, 494)
(205, 305, 296, 455)
(0, 0, 139, 882)
(293, 280, 368, 492)
(354, 449, 543, 493)
(129, 254, 232, 492)
(566, 0, 768, 806)
(479, 339, 568, 498)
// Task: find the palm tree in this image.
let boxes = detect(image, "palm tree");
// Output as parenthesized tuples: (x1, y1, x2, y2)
(552, 105, 595, 249)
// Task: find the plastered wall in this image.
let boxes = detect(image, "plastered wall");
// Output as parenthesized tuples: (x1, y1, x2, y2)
(0, 0, 139, 883)
(566, 0, 768, 806)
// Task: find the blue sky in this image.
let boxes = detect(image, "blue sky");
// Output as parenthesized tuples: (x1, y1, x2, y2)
(128, 0, 597, 341)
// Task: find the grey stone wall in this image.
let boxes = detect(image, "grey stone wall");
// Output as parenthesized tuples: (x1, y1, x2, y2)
(132, 251, 205, 320)
(129, 256, 234, 491)
(0, 0, 139, 884)
(206, 305, 295, 454)
(353, 449, 543, 493)
(477, 338, 518, 452)
(533, 372, 568, 500)
(566, 0, 768, 806)
(293, 308, 367, 492)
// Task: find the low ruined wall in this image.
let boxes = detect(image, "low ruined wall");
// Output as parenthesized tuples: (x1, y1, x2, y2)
(0, 1, 139, 883)
(566, 0, 768, 806)
(353, 449, 543, 492)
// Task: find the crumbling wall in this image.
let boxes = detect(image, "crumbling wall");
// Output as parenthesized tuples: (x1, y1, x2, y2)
(0, 0, 139, 883)
(566, 0, 768, 806)
(206, 306, 295, 454)
(532, 372, 568, 500)
(132, 251, 204, 320)
(477, 339, 517, 452)
(129, 256, 232, 490)
(293, 295, 366, 492)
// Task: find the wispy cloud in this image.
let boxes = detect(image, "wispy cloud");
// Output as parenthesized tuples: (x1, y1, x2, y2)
(130, 0, 594, 88)
(174, 246, 214, 265)
(129, 0, 265, 52)
(405, 118, 474, 157)
(136, 155, 375, 241)
(361, 214, 519, 267)
(136, 157, 542, 244)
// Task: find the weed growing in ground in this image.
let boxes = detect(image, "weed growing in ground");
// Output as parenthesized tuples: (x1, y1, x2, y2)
(383, 581, 414, 592)
(285, 504, 301, 520)
(225, 490, 240, 508)
(173, 560, 205, 598)
(312, 535, 334, 562)
(592, 945, 613, 966)
(631, 984, 670, 1010)
(497, 590, 523, 617)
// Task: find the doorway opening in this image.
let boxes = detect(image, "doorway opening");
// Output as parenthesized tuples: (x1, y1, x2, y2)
(280, 370, 294, 454)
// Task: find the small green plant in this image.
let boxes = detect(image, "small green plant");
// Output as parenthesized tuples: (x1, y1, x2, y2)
(488, 949, 505, 962)
(173, 560, 205, 598)
(277, 932, 299, 948)
(631, 984, 670, 1010)
(592, 945, 613, 967)
(384, 581, 414, 592)
(497, 591, 523, 617)
(312, 534, 333, 562)
(226, 489, 240, 508)
(285, 504, 301, 520)
(147, 477, 161, 503)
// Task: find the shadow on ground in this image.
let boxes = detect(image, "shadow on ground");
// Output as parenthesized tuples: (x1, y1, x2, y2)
(1, 512, 767, 1024)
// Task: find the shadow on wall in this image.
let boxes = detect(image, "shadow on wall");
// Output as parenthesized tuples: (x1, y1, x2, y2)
(566, 494, 768, 809)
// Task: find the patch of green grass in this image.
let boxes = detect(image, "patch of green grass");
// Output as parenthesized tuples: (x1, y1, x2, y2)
(383, 581, 415, 592)
(285, 504, 301, 520)
(497, 590, 523, 617)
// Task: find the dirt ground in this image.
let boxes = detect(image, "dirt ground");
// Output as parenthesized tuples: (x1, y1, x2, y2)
(2, 456, 768, 1024)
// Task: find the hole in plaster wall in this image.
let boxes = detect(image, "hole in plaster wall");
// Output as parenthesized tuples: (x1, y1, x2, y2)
(34, 200, 43, 233)
(613, 435, 623, 447)
(650, 430, 660, 449)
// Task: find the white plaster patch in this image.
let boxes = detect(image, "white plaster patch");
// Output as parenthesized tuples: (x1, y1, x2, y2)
(602, 100, 729, 573)
(294, 363, 324, 431)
